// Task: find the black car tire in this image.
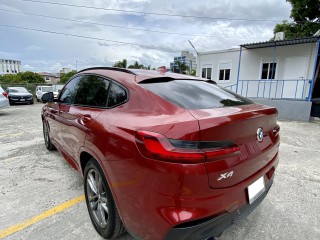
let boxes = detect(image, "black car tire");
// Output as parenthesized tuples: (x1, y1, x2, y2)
(42, 120, 55, 151)
(37, 98, 40, 102)
(84, 160, 125, 239)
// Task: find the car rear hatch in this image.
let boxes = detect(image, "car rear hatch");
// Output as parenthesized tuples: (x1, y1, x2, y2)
(189, 104, 279, 189)
(139, 79, 280, 188)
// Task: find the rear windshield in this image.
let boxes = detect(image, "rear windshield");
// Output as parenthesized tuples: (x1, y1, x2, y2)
(9, 88, 29, 93)
(140, 80, 253, 109)
(42, 87, 53, 92)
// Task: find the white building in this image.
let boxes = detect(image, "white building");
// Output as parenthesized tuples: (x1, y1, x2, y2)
(170, 51, 197, 72)
(197, 37, 320, 101)
(0, 59, 22, 74)
(60, 67, 73, 74)
(197, 36, 320, 121)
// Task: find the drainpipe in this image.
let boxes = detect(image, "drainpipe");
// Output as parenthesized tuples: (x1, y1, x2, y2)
(270, 43, 277, 98)
(308, 38, 320, 102)
(236, 46, 243, 93)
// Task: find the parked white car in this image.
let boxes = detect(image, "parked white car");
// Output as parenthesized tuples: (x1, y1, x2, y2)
(0, 85, 10, 109)
(52, 84, 64, 96)
(36, 85, 64, 102)
(36, 86, 55, 102)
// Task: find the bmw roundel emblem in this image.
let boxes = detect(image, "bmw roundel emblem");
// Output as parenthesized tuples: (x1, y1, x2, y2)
(257, 128, 263, 142)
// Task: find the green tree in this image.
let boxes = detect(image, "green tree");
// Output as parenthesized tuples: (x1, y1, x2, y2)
(113, 59, 127, 68)
(18, 71, 45, 83)
(274, 0, 320, 38)
(0, 72, 44, 83)
(128, 61, 145, 69)
(175, 61, 189, 74)
(190, 68, 196, 76)
(0, 74, 18, 83)
(59, 70, 77, 83)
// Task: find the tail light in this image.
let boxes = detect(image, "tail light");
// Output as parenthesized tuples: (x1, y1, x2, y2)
(272, 124, 280, 137)
(135, 131, 240, 164)
(2, 92, 8, 98)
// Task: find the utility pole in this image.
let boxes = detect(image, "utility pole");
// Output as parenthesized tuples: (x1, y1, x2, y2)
(188, 40, 199, 76)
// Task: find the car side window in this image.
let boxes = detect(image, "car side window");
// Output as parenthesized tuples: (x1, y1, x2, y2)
(86, 76, 110, 107)
(74, 76, 91, 105)
(107, 83, 127, 107)
(73, 75, 110, 107)
(59, 76, 82, 104)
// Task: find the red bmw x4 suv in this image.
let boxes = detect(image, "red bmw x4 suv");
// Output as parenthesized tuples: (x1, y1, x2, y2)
(41, 67, 280, 240)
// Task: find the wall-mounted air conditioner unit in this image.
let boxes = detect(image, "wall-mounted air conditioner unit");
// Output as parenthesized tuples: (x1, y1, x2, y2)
(275, 32, 285, 41)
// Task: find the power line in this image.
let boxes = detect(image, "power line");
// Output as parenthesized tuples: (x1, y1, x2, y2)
(19, 0, 284, 23)
(0, 8, 269, 40)
(0, 24, 182, 52)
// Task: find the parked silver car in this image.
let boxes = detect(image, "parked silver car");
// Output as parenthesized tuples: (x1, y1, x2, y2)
(0, 85, 10, 109)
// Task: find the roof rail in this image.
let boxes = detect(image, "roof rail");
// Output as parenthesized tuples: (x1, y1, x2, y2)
(78, 67, 136, 75)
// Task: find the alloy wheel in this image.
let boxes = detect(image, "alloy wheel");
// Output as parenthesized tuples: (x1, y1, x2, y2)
(43, 121, 49, 148)
(86, 168, 109, 228)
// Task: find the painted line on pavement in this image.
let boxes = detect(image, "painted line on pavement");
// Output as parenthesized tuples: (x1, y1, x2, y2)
(0, 195, 85, 239)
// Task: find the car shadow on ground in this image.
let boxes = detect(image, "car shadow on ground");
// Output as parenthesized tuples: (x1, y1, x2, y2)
(0, 111, 10, 116)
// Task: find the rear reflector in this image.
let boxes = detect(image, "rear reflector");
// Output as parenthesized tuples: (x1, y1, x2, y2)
(135, 131, 240, 164)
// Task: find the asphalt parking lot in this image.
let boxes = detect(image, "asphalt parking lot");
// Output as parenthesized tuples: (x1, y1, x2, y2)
(0, 103, 319, 240)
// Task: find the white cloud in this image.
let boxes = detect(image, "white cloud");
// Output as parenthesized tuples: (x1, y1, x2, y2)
(0, 0, 292, 72)
(26, 45, 43, 51)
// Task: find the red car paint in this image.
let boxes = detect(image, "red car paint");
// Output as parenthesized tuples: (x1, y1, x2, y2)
(42, 68, 279, 240)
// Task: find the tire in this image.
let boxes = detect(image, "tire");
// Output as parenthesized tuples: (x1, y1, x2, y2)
(37, 98, 40, 102)
(42, 120, 55, 151)
(84, 160, 125, 239)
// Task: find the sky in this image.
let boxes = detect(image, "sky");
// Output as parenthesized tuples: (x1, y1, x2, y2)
(0, 0, 292, 73)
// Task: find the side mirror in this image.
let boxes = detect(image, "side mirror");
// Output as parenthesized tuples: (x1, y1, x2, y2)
(42, 92, 54, 103)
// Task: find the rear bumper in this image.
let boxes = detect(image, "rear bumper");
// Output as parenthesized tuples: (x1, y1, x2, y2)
(165, 180, 273, 240)
(0, 100, 10, 109)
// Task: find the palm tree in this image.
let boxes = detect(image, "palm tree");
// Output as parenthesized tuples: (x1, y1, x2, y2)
(128, 61, 145, 69)
(113, 59, 127, 68)
(176, 61, 189, 74)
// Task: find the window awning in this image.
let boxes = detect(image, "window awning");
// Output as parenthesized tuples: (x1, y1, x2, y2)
(240, 36, 319, 49)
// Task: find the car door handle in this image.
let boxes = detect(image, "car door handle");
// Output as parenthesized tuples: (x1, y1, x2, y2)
(80, 115, 92, 123)
(48, 108, 58, 114)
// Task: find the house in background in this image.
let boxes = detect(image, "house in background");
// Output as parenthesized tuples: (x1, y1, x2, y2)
(197, 35, 320, 121)
(39, 72, 60, 84)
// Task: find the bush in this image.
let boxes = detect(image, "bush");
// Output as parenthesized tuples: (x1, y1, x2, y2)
(0, 71, 45, 83)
